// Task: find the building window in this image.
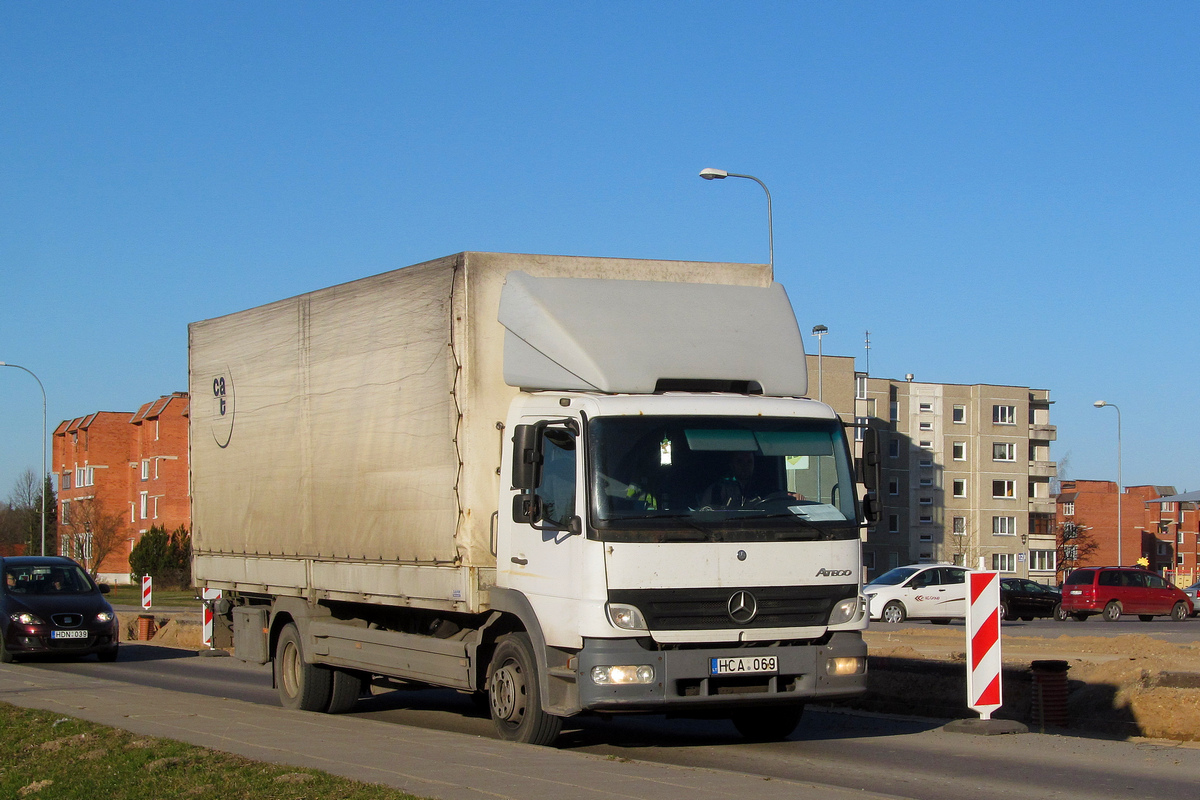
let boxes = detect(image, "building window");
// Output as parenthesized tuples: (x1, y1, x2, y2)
(863, 550, 876, 570)
(888, 514, 900, 533)
(992, 552, 1016, 572)
(1179, 530, 1185, 545)
(889, 401, 899, 422)
(1062, 501, 1074, 516)
(919, 531, 933, 541)
(952, 442, 966, 461)
(992, 516, 1017, 535)
(1161, 501, 1175, 513)
(60, 471, 71, 490)
(85, 466, 94, 486)
(952, 516, 966, 535)
(919, 402, 933, 412)
(855, 416, 868, 442)
(920, 476, 934, 487)
(953, 479, 967, 498)
(1179, 554, 1186, 566)
(919, 496, 933, 505)
(1064, 544, 1078, 561)
(1029, 550, 1056, 572)
(141, 460, 150, 481)
(992, 442, 1015, 461)
(888, 478, 900, 496)
(919, 421, 933, 431)
(919, 440, 933, 448)
(139, 491, 149, 520)
(953, 405, 966, 423)
(919, 458, 933, 468)
(993, 405, 1016, 425)
(992, 480, 1016, 498)
(75, 467, 85, 487)
(61, 501, 70, 524)
(889, 439, 900, 459)
(856, 375, 867, 400)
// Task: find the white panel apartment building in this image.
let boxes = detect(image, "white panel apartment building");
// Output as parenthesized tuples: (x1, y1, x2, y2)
(857, 378, 1057, 582)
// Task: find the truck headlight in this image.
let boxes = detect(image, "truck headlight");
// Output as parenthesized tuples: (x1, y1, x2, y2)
(827, 597, 862, 626)
(606, 603, 648, 631)
(591, 665, 655, 685)
(827, 657, 865, 676)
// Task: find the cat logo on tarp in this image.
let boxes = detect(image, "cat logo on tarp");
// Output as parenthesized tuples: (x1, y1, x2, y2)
(211, 369, 235, 448)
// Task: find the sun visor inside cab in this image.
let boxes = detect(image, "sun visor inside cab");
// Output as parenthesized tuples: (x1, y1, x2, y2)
(498, 270, 808, 396)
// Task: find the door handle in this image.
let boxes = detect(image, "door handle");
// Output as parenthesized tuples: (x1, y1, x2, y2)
(511, 556, 528, 566)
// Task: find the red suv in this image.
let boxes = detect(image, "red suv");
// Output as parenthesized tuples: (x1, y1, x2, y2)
(1061, 567, 1192, 622)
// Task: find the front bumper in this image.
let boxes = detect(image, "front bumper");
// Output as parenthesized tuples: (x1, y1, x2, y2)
(576, 631, 866, 712)
(3, 624, 118, 658)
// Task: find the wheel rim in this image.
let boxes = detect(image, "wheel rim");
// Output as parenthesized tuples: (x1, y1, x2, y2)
(491, 660, 526, 725)
(280, 639, 301, 699)
(883, 605, 901, 623)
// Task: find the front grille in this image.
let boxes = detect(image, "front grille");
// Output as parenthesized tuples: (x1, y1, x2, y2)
(51, 613, 84, 627)
(609, 585, 855, 630)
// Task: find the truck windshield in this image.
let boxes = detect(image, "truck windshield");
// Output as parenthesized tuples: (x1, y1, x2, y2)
(588, 415, 859, 543)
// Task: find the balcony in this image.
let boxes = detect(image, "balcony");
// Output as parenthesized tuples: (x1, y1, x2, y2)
(1028, 497, 1056, 514)
(1028, 423, 1057, 441)
(1028, 461, 1058, 478)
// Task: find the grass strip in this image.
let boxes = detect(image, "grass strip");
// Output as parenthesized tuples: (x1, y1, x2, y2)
(106, 584, 200, 607)
(0, 702, 430, 800)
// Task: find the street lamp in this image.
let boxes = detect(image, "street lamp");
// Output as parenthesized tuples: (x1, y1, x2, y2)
(1094, 400, 1122, 565)
(0, 362, 47, 555)
(699, 168, 773, 271)
(811, 324, 828, 401)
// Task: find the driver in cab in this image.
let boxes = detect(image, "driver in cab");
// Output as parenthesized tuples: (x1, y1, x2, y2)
(702, 451, 758, 508)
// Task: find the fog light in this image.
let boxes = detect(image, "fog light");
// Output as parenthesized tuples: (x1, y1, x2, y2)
(591, 665, 655, 685)
(827, 597, 862, 626)
(826, 657, 865, 676)
(606, 603, 648, 631)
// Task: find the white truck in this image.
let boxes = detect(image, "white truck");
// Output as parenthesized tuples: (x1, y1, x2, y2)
(190, 251, 880, 745)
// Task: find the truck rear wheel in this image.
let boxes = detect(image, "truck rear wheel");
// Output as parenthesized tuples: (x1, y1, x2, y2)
(275, 623, 332, 712)
(487, 632, 562, 746)
(731, 705, 804, 741)
(326, 668, 364, 714)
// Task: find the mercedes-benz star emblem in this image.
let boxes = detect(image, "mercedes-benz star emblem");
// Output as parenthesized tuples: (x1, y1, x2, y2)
(727, 590, 758, 624)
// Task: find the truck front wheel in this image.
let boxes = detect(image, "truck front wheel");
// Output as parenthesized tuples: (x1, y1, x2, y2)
(731, 705, 804, 741)
(487, 632, 562, 746)
(275, 623, 332, 712)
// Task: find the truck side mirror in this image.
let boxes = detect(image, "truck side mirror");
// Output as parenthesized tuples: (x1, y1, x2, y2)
(859, 426, 881, 493)
(513, 493, 544, 524)
(511, 424, 544, 490)
(861, 491, 882, 525)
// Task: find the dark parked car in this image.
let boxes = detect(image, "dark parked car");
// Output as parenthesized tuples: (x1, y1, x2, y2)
(1060, 566, 1192, 622)
(1, 556, 119, 662)
(999, 577, 1063, 621)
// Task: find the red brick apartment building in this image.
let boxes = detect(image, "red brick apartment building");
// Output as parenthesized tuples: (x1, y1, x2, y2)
(1056, 480, 1199, 587)
(53, 393, 190, 583)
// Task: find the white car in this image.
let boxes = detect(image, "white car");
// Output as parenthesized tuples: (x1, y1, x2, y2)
(865, 564, 972, 624)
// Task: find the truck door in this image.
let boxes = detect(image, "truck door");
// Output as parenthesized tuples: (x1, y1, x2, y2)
(502, 417, 584, 646)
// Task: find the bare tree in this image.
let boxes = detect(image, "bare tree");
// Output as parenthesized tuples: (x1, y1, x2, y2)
(61, 497, 127, 578)
(946, 515, 981, 569)
(1057, 521, 1098, 585)
(4, 468, 55, 555)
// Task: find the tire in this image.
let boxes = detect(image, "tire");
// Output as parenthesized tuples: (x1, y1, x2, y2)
(326, 668, 364, 714)
(96, 645, 119, 662)
(1138, 615, 1154, 622)
(1071, 613, 1089, 622)
(731, 705, 805, 742)
(487, 632, 562, 746)
(1000, 601, 1011, 621)
(1102, 601, 1122, 622)
(1171, 602, 1189, 622)
(1021, 616, 1034, 622)
(881, 601, 907, 624)
(0, 636, 14, 664)
(930, 618, 951, 625)
(1053, 603, 1068, 622)
(275, 623, 332, 712)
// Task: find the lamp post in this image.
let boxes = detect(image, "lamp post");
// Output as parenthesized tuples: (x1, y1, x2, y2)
(811, 324, 828, 401)
(699, 168, 773, 271)
(1093, 400, 1122, 565)
(0, 362, 47, 556)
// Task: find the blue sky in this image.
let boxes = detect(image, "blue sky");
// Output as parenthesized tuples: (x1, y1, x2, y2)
(2, 3, 1198, 499)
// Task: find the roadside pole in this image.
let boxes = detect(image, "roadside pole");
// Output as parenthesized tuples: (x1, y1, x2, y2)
(141, 575, 152, 610)
(944, 570, 1027, 735)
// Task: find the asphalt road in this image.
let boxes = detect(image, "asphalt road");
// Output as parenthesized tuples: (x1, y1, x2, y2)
(17, 643, 1200, 800)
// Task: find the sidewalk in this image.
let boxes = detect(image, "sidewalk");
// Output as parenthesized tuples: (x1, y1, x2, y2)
(0, 662, 903, 800)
